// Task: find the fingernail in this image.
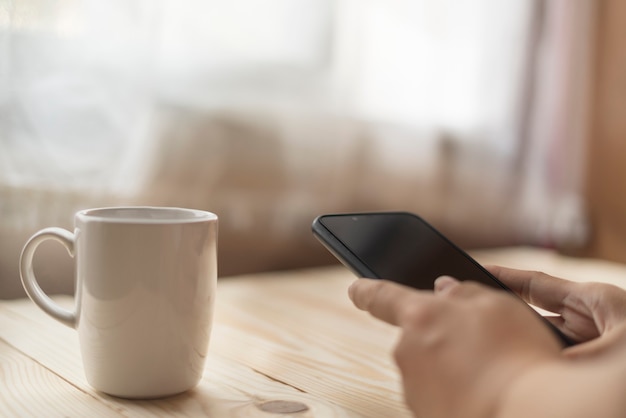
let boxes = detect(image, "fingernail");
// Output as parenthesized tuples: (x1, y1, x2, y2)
(348, 279, 359, 300)
(434, 276, 459, 293)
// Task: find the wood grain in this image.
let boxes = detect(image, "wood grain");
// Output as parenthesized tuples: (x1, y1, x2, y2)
(211, 268, 407, 418)
(0, 266, 411, 417)
(3, 251, 626, 416)
(0, 339, 117, 417)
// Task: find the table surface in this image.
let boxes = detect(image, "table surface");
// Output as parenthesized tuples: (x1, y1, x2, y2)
(3, 247, 626, 417)
(1, 265, 409, 417)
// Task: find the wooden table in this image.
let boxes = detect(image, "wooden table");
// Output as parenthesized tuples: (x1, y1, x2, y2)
(3, 247, 626, 417)
(1, 266, 409, 417)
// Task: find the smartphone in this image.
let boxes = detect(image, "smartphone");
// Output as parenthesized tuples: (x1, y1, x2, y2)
(312, 211, 575, 347)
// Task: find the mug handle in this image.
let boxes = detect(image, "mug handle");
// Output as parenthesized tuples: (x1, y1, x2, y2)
(19, 227, 77, 328)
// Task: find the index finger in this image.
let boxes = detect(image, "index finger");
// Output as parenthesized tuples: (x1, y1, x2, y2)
(348, 279, 430, 326)
(486, 265, 573, 314)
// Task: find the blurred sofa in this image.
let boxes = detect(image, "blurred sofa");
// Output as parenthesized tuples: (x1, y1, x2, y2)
(0, 107, 530, 299)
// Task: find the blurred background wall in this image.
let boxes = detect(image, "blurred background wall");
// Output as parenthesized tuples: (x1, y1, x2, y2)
(1, 0, 615, 298)
(584, 0, 626, 264)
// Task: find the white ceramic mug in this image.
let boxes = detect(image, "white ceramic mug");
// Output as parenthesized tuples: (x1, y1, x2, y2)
(19, 207, 218, 398)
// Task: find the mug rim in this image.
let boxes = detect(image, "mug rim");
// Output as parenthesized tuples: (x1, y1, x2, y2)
(76, 206, 217, 224)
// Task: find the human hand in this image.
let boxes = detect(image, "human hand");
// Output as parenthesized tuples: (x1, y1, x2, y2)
(486, 265, 626, 359)
(348, 277, 563, 418)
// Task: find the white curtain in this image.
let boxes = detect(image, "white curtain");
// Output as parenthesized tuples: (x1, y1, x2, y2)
(1, 0, 536, 192)
(0, 0, 157, 192)
(332, 0, 534, 148)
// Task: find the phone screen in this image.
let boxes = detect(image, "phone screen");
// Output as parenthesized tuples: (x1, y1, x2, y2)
(315, 212, 507, 290)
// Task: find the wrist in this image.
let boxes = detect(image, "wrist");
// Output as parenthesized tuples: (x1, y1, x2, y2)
(487, 354, 564, 418)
